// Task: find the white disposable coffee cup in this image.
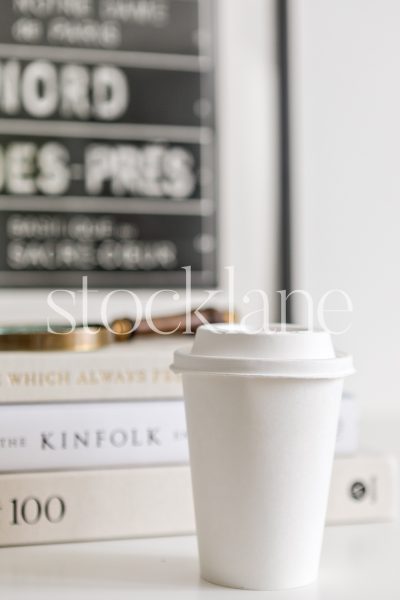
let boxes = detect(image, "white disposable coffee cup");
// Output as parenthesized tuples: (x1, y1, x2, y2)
(171, 324, 354, 591)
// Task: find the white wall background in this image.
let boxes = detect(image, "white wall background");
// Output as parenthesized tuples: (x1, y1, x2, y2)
(218, 0, 279, 320)
(290, 0, 400, 416)
(0, 0, 279, 326)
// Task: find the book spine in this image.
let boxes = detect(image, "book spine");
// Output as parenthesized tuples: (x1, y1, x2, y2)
(0, 351, 182, 403)
(0, 397, 353, 472)
(0, 456, 396, 547)
(327, 455, 398, 525)
(0, 466, 195, 547)
(0, 400, 189, 472)
(334, 392, 359, 455)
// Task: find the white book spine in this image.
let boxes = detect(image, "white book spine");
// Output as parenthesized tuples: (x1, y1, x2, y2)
(0, 340, 187, 403)
(0, 397, 355, 471)
(334, 392, 359, 455)
(0, 466, 195, 547)
(0, 455, 396, 547)
(327, 454, 398, 525)
(0, 400, 188, 472)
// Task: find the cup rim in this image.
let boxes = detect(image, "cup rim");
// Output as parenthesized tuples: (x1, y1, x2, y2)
(171, 346, 354, 379)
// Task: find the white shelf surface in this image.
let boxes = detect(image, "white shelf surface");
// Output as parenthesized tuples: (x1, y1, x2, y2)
(0, 413, 399, 599)
(1, 523, 400, 600)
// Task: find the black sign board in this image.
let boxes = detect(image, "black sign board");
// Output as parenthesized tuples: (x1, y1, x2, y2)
(0, 0, 216, 287)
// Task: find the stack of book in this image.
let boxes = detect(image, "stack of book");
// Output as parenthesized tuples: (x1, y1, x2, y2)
(0, 338, 397, 546)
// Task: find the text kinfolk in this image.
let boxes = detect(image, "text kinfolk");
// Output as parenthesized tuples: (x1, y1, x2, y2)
(40, 428, 164, 450)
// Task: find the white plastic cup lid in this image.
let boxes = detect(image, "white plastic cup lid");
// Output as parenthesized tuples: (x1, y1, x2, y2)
(171, 324, 354, 379)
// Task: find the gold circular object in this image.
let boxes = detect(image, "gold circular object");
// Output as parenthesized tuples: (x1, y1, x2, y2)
(0, 326, 113, 352)
(110, 318, 135, 342)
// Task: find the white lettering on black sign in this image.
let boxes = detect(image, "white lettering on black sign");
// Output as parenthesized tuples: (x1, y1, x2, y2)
(0, 0, 216, 287)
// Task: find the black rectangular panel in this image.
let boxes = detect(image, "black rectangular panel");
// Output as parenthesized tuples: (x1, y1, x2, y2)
(0, 0, 217, 288)
(0, 0, 201, 55)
